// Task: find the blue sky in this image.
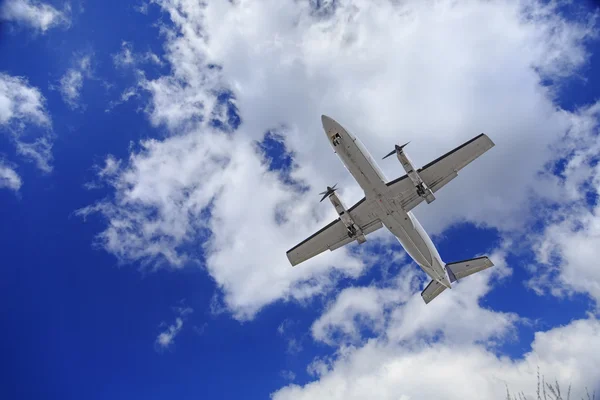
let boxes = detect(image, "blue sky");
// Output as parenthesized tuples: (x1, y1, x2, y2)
(1, 0, 600, 399)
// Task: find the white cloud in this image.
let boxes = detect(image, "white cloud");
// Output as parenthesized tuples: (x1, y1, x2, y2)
(155, 317, 184, 349)
(533, 208, 600, 305)
(96, 154, 121, 179)
(272, 249, 599, 399)
(82, 0, 600, 321)
(14, 136, 53, 172)
(78, 2, 600, 393)
(272, 317, 600, 400)
(104, 87, 140, 113)
(526, 102, 600, 306)
(278, 319, 294, 336)
(113, 41, 164, 69)
(77, 128, 366, 319)
(84, 154, 121, 189)
(280, 370, 296, 382)
(278, 319, 304, 354)
(0, 73, 50, 127)
(0, 72, 54, 172)
(312, 245, 517, 346)
(0, 0, 71, 33)
(58, 54, 93, 109)
(0, 161, 22, 191)
(155, 304, 193, 351)
(134, 3, 149, 15)
(311, 268, 419, 346)
(194, 0, 598, 233)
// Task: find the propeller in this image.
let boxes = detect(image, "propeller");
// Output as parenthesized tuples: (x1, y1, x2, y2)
(319, 184, 338, 202)
(382, 142, 410, 160)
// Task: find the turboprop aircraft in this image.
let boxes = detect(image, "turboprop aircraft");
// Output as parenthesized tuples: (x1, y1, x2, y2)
(286, 115, 496, 304)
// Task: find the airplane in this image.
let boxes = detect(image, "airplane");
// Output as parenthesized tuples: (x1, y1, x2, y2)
(286, 115, 496, 304)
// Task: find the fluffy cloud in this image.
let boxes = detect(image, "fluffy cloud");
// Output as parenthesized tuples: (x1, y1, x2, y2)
(154, 305, 193, 351)
(58, 55, 93, 110)
(527, 102, 600, 305)
(280, 370, 297, 382)
(533, 208, 600, 305)
(82, 0, 599, 321)
(311, 268, 420, 346)
(0, 161, 22, 191)
(0, 72, 54, 172)
(78, 127, 366, 319)
(0, 0, 70, 33)
(104, 42, 164, 113)
(104, 87, 139, 113)
(112, 41, 164, 69)
(278, 319, 304, 355)
(196, 0, 598, 233)
(0, 73, 50, 127)
(273, 252, 600, 399)
(76, 1, 600, 394)
(273, 317, 600, 400)
(312, 246, 517, 346)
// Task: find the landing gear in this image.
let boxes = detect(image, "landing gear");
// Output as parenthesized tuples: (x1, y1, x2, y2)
(416, 182, 436, 204)
(332, 133, 342, 146)
(346, 224, 357, 238)
(381, 141, 435, 204)
(319, 185, 366, 243)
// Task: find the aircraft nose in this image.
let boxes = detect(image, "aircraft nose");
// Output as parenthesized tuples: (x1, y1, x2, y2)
(321, 114, 335, 132)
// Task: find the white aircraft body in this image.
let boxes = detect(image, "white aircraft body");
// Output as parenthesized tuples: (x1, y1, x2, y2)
(286, 115, 496, 303)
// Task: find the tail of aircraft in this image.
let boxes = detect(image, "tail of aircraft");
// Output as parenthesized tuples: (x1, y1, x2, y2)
(421, 256, 494, 304)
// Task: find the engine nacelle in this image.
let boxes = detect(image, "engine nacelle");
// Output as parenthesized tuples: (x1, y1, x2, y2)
(327, 191, 367, 243)
(390, 144, 436, 204)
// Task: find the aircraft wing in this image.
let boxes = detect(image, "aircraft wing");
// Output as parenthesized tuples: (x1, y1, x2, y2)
(386, 133, 495, 212)
(286, 198, 382, 266)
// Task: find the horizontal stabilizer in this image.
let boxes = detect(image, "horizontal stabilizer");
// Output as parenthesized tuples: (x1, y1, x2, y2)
(445, 256, 494, 283)
(421, 279, 447, 304)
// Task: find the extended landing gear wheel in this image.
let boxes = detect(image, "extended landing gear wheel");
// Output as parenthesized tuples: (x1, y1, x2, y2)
(347, 225, 357, 238)
(332, 133, 342, 146)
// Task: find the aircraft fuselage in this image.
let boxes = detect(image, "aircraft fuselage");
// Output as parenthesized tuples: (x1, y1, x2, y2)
(322, 115, 451, 288)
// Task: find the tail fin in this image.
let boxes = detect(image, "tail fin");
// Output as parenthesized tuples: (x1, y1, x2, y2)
(421, 256, 494, 304)
(445, 256, 494, 283)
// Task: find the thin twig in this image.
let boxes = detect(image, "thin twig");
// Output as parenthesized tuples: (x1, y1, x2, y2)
(537, 367, 541, 400)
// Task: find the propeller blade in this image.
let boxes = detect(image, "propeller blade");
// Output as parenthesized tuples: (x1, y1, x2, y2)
(382, 149, 396, 160)
(318, 184, 338, 202)
(382, 142, 410, 160)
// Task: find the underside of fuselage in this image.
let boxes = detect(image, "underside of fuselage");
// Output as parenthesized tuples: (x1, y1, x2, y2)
(321, 115, 452, 288)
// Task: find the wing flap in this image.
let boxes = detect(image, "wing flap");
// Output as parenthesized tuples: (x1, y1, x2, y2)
(286, 198, 382, 266)
(329, 219, 383, 251)
(417, 133, 494, 194)
(286, 219, 345, 266)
